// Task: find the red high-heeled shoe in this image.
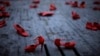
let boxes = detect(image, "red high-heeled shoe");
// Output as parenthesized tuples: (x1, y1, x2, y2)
(3, 1, 10, 7)
(0, 12, 3, 18)
(0, 6, 5, 11)
(72, 11, 80, 20)
(0, 1, 3, 4)
(2, 11, 10, 18)
(25, 44, 38, 52)
(54, 38, 61, 46)
(14, 24, 29, 37)
(30, 4, 38, 8)
(79, 1, 85, 8)
(86, 22, 99, 31)
(93, 1, 100, 5)
(93, 7, 100, 11)
(32, 0, 40, 4)
(93, 22, 100, 30)
(63, 41, 76, 49)
(65, 1, 72, 5)
(50, 4, 56, 11)
(71, 1, 78, 7)
(37, 36, 45, 51)
(38, 11, 54, 16)
(86, 22, 93, 30)
(0, 20, 6, 28)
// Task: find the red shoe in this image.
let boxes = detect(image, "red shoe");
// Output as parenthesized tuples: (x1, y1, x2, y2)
(0, 20, 6, 28)
(14, 24, 29, 37)
(30, 4, 38, 8)
(25, 44, 38, 52)
(3, 1, 10, 7)
(86, 22, 93, 30)
(63, 41, 76, 49)
(0, 6, 5, 11)
(36, 36, 45, 45)
(86, 22, 98, 31)
(65, 1, 72, 5)
(36, 36, 45, 51)
(71, 1, 78, 7)
(93, 1, 100, 5)
(2, 11, 10, 18)
(79, 1, 85, 8)
(38, 11, 54, 16)
(0, 1, 3, 4)
(50, 4, 56, 11)
(72, 11, 80, 20)
(93, 22, 100, 30)
(0, 12, 3, 18)
(54, 38, 61, 46)
(93, 7, 100, 11)
(32, 0, 40, 4)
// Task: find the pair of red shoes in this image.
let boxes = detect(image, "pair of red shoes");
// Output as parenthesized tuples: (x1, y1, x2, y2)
(93, 1, 100, 5)
(30, 0, 40, 8)
(54, 39, 76, 49)
(0, 20, 6, 28)
(0, 11, 10, 18)
(38, 11, 54, 16)
(70, 1, 85, 8)
(50, 4, 56, 11)
(25, 36, 45, 52)
(14, 24, 29, 37)
(0, 1, 10, 7)
(86, 22, 100, 31)
(93, 7, 100, 11)
(72, 11, 80, 20)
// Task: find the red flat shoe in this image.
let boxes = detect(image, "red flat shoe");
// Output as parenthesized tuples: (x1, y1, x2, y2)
(93, 1, 100, 5)
(14, 24, 29, 37)
(72, 11, 80, 20)
(32, 0, 40, 4)
(38, 11, 54, 16)
(71, 1, 78, 7)
(63, 41, 76, 49)
(54, 38, 61, 46)
(79, 1, 85, 8)
(50, 4, 56, 11)
(0, 6, 5, 11)
(2, 11, 10, 18)
(93, 7, 100, 11)
(0, 20, 6, 28)
(30, 4, 38, 8)
(3, 1, 10, 7)
(25, 44, 38, 52)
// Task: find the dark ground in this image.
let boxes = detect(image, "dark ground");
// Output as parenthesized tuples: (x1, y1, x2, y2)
(0, 0, 100, 56)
